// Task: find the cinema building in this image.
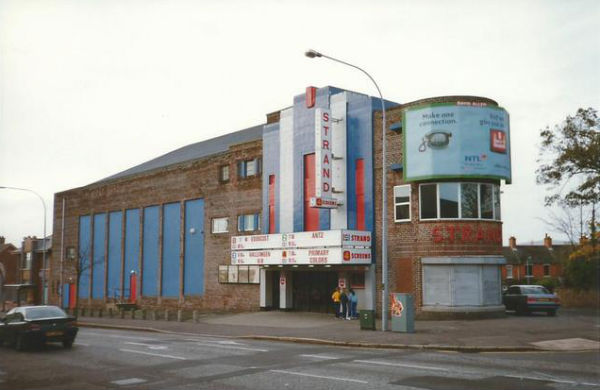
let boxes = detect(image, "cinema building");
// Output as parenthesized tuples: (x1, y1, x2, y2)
(49, 86, 511, 318)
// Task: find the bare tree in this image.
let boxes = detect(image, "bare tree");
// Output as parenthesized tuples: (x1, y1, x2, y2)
(538, 206, 593, 246)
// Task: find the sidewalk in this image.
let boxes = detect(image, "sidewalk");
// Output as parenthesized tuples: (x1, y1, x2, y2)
(76, 308, 600, 352)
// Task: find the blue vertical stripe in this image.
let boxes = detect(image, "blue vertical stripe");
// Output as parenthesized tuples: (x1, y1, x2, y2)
(162, 203, 180, 297)
(62, 284, 70, 308)
(107, 211, 122, 300)
(78, 215, 91, 299)
(124, 209, 140, 299)
(142, 206, 159, 296)
(184, 199, 204, 296)
(92, 213, 106, 299)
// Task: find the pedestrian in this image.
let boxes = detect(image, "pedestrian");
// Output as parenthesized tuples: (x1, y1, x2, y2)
(331, 287, 341, 318)
(349, 288, 358, 319)
(340, 288, 349, 320)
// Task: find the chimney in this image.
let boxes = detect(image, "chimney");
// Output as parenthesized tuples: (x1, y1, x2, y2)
(544, 234, 552, 249)
(509, 236, 516, 249)
(0, 236, 5, 245)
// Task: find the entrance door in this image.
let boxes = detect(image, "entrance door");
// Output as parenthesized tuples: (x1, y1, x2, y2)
(293, 271, 338, 313)
(271, 271, 280, 309)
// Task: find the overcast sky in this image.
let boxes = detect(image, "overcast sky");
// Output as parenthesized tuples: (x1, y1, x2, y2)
(1, 0, 598, 246)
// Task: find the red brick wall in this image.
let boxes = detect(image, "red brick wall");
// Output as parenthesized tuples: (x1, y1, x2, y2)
(0, 246, 19, 284)
(373, 100, 503, 314)
(50, 140, 263, 311)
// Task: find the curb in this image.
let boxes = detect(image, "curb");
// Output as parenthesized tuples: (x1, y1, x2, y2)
(77, 321, 540, 353)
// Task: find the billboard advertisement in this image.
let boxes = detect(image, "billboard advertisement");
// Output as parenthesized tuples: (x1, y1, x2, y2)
(403, 103, 511, 182)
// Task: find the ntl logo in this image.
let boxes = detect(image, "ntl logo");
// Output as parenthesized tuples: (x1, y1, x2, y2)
(464, 154, 488, 162)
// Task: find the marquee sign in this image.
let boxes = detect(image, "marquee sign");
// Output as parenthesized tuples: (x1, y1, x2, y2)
(231, 247, 372, 265)
(231, 230, 371, 251)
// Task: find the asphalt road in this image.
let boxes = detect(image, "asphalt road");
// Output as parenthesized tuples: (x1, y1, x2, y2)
(0, 328, 598, 390)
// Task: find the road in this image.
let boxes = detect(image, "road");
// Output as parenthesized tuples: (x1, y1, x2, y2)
(0, 327, 598, 390)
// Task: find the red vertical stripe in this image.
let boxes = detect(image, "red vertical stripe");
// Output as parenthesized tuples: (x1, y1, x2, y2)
(304, 154, 319, 231)
(269, 175, 276, 234)
(69, 284, 76, 309)
(356, 159, 365, 230)
(130, 273, 137, 303)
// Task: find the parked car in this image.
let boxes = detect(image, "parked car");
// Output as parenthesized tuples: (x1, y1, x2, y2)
(0, 305, 78, 350)
(502, 285, 560, 316)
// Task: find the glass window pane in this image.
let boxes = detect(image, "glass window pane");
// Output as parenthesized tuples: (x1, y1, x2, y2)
(439, 183, 459, 218)
(218, 265, 228, 283)
(238, 266, 249, 283)
(396, 205, 409, 221)
(460, 183, 478, 218)
(228, 266, 238, 283)
(394, 185, 410, 203)
(246, 160, 256, 176)
(212, 217, 228, 233)
(480, 184, 493, 219)
(244, 215, 254, 231)
(493, 185, 501, 220)
(220, 165, 229, 181)
(420, 184, 437, 219)
(248, 266, 260, 284)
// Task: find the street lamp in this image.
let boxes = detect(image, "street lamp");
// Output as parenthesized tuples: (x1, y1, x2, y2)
(0, 186, 48, 304)
(304, 49, 390, 331)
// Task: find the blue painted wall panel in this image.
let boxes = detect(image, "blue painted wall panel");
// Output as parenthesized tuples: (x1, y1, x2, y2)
(62, 283, 69, 308)
(107, 211, 122, 299)
(92, 213, 106, 299)
(142, 206, 160, 296)
(124, 209, 140, 298)
(184, 199, 204, 296)
(78, 215, 91, 299)
(162, 203, 180, 297)
(262, 123, 280, 233)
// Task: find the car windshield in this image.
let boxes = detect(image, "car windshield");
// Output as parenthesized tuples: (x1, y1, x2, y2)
(24, 307, 67, 320)
(521, 286, 551, 295)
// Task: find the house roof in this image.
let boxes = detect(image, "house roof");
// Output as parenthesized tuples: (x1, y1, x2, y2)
(0, 243, 16, 253)
(96, 124, 264, 184)
(502, 245, 573, 264)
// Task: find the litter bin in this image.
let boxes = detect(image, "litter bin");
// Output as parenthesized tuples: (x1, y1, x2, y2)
(359, 309, 376, 330)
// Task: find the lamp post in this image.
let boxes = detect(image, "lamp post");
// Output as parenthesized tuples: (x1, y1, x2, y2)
(0, 186, 48, 304)
(304, 49, 389, 331)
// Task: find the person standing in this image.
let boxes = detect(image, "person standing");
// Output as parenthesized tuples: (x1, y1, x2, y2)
(349, 288, 358, 319)
(331, 287, 341, 318)
(340, 288, 349, 320)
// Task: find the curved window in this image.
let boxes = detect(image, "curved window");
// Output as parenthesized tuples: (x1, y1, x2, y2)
(419, 182, 501, 221)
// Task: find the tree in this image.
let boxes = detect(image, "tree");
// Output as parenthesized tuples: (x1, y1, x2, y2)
(66, 247, 99, 311)
(536, 107, 600, 208)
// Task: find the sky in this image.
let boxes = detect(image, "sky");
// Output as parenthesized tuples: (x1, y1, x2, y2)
(1, 0, 599, 246)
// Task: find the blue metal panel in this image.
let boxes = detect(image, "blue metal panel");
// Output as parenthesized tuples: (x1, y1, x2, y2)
(162, 202, 180, 297)
(262, 123, 280, 233)
(184, 199, 204, 296)
(107, 211, 122, 300)
(78, 215, 91, 299)
(92, 213, 106, 299)
(62, 284, 69, 308)
(142, 206, 160, 296)
(124, 209, 140, 299)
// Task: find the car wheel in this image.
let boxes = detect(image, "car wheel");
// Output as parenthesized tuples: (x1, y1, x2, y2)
(548, 309, 557, 317)
(62, 338, 74, 349)
(15, 334, 26, 351)
(516, 305, 528, 316)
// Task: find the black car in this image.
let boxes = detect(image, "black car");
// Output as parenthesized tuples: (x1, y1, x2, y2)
(0, 305, 78, 350)
(502, 285, 560, 316)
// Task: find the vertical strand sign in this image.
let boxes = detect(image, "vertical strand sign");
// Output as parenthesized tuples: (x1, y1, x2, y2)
(312, 108, 338, 208)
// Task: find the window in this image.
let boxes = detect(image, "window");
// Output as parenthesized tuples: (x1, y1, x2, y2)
(394, 185, 411, 222)
(525, 263, 533, 277)
(211, 217, 229, 233)
(219, 165, 230, 182)
(480, 184, 494, 219)
(543, 264, 551, 277)
(237, 158, 262, 178)
(238, 213, 260, 232)
(439, 183, 459, 218)
(419, 184, 438, 219)
(419, 182, 502, 221)
(506, 264, 513, 279)
(24, 252, 32, 270)
(460, 183, 479, 218)
(218, 265, 260, 284)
